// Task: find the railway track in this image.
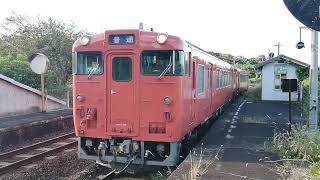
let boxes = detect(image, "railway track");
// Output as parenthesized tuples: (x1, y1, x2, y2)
(0, 132, 77, 175)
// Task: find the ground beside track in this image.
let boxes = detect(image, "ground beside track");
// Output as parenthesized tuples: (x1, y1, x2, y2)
(1, 148, 168, 180)
(168, 97, 305, 180)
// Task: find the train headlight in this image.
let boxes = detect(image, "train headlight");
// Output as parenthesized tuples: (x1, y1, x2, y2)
(76, 95, 85, 102)
(164, 96, 173, 105)
(156, 33, 168, 44)
(80, 36, 90, 46)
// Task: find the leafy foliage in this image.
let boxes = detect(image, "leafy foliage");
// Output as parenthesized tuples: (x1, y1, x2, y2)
(0, 13, 88, 89)
(207, 51, 264, 79)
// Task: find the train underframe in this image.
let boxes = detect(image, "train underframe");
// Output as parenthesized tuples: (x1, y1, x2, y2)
(78, 137, 181, 170)
(78, 103, 229, 173)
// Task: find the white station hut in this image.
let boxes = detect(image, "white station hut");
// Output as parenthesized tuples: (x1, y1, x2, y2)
(255, 55, 309, 101)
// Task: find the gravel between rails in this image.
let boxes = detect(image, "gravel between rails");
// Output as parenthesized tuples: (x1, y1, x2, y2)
(1, 148, 168, 180)
(1, 149, 107, 180)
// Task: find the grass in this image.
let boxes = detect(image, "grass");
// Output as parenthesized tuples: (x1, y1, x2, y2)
(242, 80, 261, 102)
(180, 144, 223, 180)
(270, 125, 320, 179)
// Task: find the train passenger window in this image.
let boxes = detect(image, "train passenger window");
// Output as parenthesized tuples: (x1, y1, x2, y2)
(75, 51, 103, 75)
(197, 65, 205, 95)
(222, 71, 225, 87)
(207, 67, 212, 89)
(185, 52, 190, 76)
(140, 50, 184, 76)
(112, 57, 132, 82)
(216, 70, 220, 88)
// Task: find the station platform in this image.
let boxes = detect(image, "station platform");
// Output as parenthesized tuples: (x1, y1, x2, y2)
(168, 100, 305, 180)
(0, 109, 72, 129)
(0, 109, 73, 149)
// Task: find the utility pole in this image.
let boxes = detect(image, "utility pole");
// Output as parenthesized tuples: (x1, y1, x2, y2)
(309, 30, 318, 130)
(139, 22, 144, 30)
(274, 42, 282, 56)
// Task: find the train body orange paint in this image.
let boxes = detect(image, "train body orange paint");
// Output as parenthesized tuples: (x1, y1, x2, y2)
(72, 29, 248, 169)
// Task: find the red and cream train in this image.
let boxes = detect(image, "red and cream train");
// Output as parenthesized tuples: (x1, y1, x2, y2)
(72, 29, 248, 170)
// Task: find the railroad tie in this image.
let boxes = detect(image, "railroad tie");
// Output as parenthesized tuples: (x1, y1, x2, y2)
(35, 147, 54, 151)
(0, 162, 12, 167)
(15, 154, 34, 158)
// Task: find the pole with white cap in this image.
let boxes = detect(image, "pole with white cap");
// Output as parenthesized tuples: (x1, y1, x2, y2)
(28, 53, 50, 112)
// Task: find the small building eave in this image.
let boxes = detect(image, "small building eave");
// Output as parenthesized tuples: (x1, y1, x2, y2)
(254, 54, 309, 72)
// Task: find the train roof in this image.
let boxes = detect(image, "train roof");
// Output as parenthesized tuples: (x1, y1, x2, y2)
(74, 29, 239, 70)
(185, 41, 232, 69)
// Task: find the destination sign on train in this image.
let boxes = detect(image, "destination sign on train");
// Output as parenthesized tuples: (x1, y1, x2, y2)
(108, 34, 135, 45)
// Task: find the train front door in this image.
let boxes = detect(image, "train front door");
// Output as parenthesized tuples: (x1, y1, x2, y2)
(108, 54, 138, 136)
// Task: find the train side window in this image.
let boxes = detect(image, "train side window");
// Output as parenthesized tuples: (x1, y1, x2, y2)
(197, 64, 205, 95)
(216, 70, 219, 88)
(192, 61, 196, 89)
(175, 51, 185, 75)
(112, 57, 132, 82)
(221, 71, 225, 87)
(184, 52, 190, 76)
(189, 52, 192, 76)
(207, 66, 212, 89)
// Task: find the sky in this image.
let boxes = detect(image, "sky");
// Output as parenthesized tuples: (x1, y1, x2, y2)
(0, 0, 317, 64)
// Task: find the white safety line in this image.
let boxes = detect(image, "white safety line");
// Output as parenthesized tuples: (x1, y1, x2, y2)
(230, 125, 237, 129)
(225, 134, 234, 139)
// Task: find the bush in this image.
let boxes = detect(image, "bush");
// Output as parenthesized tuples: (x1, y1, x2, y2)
(0, 56, 41, 89)
(273, 125, 320, 163)
(249, 77, 261, 84)
(0, 55, 69, 91)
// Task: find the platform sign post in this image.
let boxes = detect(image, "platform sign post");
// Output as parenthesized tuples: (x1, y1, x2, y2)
(28, 53, 50, 112)
(282, 79, 298, 136)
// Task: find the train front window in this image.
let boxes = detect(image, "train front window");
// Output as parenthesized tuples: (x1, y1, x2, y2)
(141, 50, 184, 76)
(75, 51, 103, 75)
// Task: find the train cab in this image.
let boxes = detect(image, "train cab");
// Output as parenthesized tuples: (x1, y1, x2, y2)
(72, 29, 246, 171)
(72, 30, 190, 168)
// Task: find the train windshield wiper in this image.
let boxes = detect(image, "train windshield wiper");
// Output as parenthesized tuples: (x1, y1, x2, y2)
(87, 66, 98, 79)
(87, 56, 99, 79)
(158, 62, 172, 80)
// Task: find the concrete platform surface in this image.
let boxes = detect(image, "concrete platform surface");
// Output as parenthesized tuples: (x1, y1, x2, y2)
(0, 109, 73, 149)
(0, 109, 72, 129)
(168, 100, 305, 180)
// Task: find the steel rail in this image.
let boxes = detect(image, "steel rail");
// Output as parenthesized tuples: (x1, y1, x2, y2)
(0, 132, 77, 175)
(0, 132, 75, 161)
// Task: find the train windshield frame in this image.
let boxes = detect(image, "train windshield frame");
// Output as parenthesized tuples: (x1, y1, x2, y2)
(73, 51, 103, 75)
(140, 50, 184, 76)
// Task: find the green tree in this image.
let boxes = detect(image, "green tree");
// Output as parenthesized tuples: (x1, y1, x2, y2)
(0, 13, 88, 88)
